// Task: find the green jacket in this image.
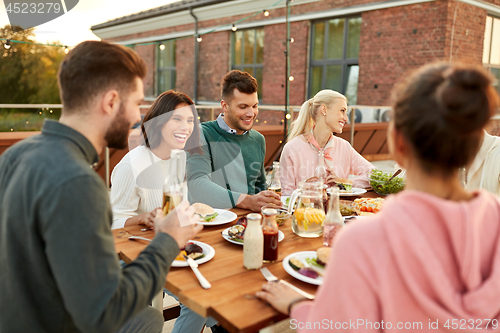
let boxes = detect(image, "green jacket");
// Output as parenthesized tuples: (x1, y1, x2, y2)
(187, 120, 267, 208)
(0, 120, 179, 333)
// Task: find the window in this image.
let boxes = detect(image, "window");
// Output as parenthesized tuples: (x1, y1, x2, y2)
(309, 17, 361, 104)
(483, 16, 500, 95)
(232, 28, 264, 98)
(157, 40, 176, 94)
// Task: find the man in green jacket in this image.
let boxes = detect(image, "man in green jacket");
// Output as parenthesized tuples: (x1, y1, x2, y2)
(187, 70, 281, 212)
(0, 41, 202, 333)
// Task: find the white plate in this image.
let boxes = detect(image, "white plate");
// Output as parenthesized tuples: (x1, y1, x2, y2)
(328, 187, 367, 197)
(196, 209, 237, 226)
(171, 240, 215, 267)
(222, 228, 285, 245)
(283, 251, 324, 285)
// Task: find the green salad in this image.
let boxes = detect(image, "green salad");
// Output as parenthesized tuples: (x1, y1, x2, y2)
(369, 169, 405, 195)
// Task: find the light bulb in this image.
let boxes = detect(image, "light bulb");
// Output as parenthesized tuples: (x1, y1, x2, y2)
(4, 39, 11, 49)
(64, 46, 69, 54)
(159, 43, 165, 50)
(232, 24, 237, 32)
(289, 76, 294, 81)
(197, 35, 202, 42)
(264, 10, 269, 16)
(290, 37, 295, 43)
(286, 114, 291, 119)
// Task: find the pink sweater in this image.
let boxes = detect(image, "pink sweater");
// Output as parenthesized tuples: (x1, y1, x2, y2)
(291, 190, 500, 332)
(280, 135, 374, 195)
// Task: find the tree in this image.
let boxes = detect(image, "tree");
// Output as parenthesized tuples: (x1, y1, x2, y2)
(0, 25, 64, 106)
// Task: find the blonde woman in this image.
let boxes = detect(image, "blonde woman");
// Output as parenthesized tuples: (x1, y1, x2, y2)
(279, 90, 374, 195)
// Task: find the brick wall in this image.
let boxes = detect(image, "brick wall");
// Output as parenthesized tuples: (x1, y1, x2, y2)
(358, 1, 450, 106)
(134, 44, 156, 96)
(198, 31, 230, 102)
(176, 37, 196, 98)
(443, 1, 486, 64)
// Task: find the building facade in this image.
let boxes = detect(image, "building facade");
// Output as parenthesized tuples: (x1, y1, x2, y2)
(91, 0, 500, 108)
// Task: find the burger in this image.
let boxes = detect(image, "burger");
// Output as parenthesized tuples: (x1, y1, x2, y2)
(192, 203, 219, 222)
(333, 178, 353, 193)
(316, 247, 332, 266)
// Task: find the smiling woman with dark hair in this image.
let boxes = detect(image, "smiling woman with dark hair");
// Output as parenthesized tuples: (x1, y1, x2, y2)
(110, 90, 200, 230)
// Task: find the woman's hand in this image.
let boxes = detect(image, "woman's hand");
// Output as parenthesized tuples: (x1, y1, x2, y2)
(124, 209, 160, 228)
(256, 282, 308, 315)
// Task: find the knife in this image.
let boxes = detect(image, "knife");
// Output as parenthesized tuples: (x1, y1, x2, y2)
(183, 254, 211, 289)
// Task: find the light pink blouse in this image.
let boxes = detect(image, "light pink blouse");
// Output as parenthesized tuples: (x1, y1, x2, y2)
(279, 134, 374, 195)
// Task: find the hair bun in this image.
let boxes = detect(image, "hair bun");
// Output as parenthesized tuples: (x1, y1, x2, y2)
(445, 67, 491, 90)
(437, 66, 495, 135)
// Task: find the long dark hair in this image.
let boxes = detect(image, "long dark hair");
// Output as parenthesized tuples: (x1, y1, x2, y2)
(392, 62, 499, 177)
(141, 90, 201, 154)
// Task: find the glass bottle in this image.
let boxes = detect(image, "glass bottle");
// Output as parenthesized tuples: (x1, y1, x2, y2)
(162, 149, 184, 215)
(244, 213, 264, 269)
(261, 208, 279, 262)
(323, 187, 344, 247)
(314, 150, 328, 182)
(268, 161, 282, 196)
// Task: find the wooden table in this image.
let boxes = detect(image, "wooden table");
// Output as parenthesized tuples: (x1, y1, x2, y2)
(113, 208, 324, 333)
(113, 191, 381, 332)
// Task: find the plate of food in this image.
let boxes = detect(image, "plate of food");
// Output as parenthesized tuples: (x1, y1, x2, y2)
(222, 224, 284, 245)
(171, 240, 215, 267)
(193, 203, 237, 226)
(282, 247, 331, 285)
(328, 186, 367, 197)
(352, 197, 384, 215)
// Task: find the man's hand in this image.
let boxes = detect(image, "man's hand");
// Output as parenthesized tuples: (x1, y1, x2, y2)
(237, 190, 282, 212)
(154, 201, 203, 249)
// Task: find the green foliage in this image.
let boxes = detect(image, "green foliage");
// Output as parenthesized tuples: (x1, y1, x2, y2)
(1, 25, 65, 131)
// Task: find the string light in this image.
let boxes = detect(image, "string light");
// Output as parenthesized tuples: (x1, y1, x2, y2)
(196, 35, 202, 42)
(64, 46, 69, 54)
(232, 24, 237, 32)
(4, 39, 11, 49)
(50, 110, 53, 113)
(263, 10, 270, 16)
(289, 76, 294, 81)
(286, 114, 291, 119)
(159, 43, 165, 50)
(290, 37, 294, 43)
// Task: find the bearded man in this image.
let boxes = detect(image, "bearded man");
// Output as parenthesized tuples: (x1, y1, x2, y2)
(0, 41, 202, 333)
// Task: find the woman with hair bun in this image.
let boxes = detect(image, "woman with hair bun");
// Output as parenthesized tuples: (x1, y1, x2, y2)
(279, 90, 374, 195)
(257, 63, 500, 331)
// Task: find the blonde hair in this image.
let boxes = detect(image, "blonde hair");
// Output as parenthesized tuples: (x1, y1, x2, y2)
(288, 90, 347, 141)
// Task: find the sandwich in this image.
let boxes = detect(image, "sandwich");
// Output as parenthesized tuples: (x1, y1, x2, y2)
(192, 203, 219, 222)
(333, 177, 353, 192)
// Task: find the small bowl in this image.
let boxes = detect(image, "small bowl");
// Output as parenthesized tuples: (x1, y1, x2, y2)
(339, 200, 356, 216)
(261, 205, 292, 226)
(369, 170, 405, 195)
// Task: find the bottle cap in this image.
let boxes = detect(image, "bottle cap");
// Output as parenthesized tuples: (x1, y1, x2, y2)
(247, 213, 262, 221)
(262, 208, 278, 216)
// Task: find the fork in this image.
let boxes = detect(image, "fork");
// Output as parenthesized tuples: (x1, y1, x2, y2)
(259, 267, 315, 300)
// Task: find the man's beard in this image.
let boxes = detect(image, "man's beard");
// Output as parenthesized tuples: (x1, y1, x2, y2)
(104, 104, 132, 149)
(225, 106, 254, 133)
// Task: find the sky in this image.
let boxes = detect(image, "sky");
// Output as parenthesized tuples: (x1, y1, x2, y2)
(0, 0, 180, 46)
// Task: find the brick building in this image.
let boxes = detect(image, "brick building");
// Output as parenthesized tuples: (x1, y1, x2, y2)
(91, 0, 500, 110)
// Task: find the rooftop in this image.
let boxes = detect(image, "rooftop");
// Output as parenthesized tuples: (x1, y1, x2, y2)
(91, 0, 232, 31)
